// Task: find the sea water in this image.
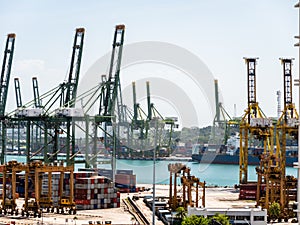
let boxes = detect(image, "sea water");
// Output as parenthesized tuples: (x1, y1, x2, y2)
(6, 155, 298, 187)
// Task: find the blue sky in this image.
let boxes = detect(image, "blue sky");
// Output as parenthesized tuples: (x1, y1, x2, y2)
(0, 0, 298, 127)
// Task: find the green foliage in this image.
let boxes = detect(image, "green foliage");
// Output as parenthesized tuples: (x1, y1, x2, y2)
(182, 215, 210, 225)
(181, 213, 230, 225)
(211, 213, 230, 225)
(173, 126, 212, 144)
(268, 202, 281, 220)
(175, 206, 187, 219)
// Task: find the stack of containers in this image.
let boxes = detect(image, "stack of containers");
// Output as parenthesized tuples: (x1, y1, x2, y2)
(96, 168, 113, 179)
(38, 170, 123, 210)
(74, 174, 120, 210)
(80, 168, 137, 193)
(239, 183, 262, 200)
(41, 172, 60, 206)
(115, 169, 136, 193)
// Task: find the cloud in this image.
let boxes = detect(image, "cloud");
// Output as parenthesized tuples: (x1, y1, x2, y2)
(14, 59, 45, 75)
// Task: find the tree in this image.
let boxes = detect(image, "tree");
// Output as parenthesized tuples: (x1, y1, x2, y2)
(268, 202, 281, 221)
(182, 215, 210, 225)
(211, 213, 230, 225)
(175, 207, 187, 220)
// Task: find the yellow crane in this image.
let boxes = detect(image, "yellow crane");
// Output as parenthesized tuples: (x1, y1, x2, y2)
(256, 58, 298, 222)
(239, 58, 274, 184)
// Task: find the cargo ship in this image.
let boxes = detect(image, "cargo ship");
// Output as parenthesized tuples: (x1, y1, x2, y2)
(191, 135, 298, 167)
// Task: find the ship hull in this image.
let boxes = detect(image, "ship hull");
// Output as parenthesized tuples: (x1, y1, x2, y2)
(191, 153, 297, 167)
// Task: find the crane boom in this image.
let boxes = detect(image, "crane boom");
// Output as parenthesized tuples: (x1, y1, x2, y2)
(100, 24, 125, 121)
(64, 28, 85, 108)
(0, 33, 16, 116)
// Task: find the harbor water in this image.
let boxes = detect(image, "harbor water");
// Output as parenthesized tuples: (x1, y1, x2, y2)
(6, 155, 298, 187)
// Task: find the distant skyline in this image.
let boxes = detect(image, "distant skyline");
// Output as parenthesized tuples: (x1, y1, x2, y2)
(0, 0, 299, 127)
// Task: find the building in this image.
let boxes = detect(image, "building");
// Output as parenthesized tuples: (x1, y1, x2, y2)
(188, 207, 267, 225)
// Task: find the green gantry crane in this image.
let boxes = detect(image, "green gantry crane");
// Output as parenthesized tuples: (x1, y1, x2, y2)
(93, 25, 125, 167)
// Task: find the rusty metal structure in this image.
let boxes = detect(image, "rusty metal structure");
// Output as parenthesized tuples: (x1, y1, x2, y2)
(181, 166, 205, 209)
(168, 163, 205, 210)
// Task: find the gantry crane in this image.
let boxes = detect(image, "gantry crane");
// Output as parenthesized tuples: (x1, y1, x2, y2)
(168, 163, 205, 210)
(0, 161, 26, 216)
(239, 58, 274, 184)
(0, 33, 16, 164)
(144, 81, 177, 157)
(130, 81, 147, 157)
(33, 163, 75, 214)
(18, 28, 85, 165)
(256, 58, 298, 221)
(146, 81, 178, 156)
(212, 79, 233, 145)
(131, 81, 146, 137)
(91, 25, 125, 168)
(60, 27, 85, 166)
(181, 166, 205, 209)
(168, 163, 186, 210)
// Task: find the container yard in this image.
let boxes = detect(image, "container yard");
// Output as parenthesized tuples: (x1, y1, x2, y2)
(2, 1, 300, 225)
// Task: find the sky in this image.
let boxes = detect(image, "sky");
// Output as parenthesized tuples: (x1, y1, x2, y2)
(0, 0, 299, 128)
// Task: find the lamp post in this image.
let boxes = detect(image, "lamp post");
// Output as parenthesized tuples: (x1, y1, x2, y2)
(152, 118, 161, 225)
(295, 2, 300, 224)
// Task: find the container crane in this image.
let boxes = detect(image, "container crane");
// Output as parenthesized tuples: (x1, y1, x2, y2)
(60, 27, 85, 166)
(92, 25, 125, 169)
(212, 79, 232, 145)
(42, 28, 85, 165)
(130, 81, 147, 157)
(0, 33, 16, 164)
(256, 58, 298, 221)
(145, 81, 177, 157)
(239, 58, 274, 184)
